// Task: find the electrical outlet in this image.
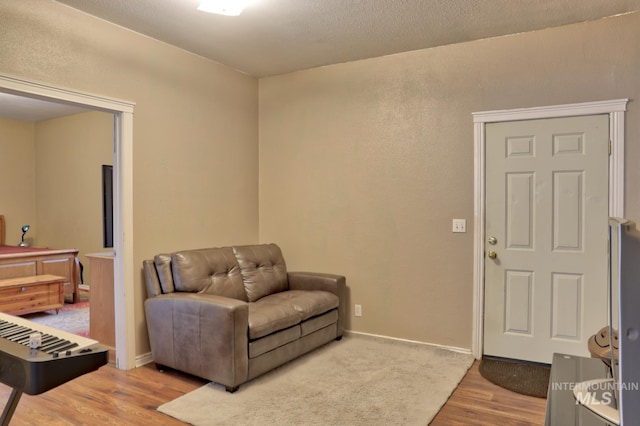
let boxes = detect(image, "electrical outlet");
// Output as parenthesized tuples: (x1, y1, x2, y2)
(452, 219, 466, 233)
(355, 304, 362, 317)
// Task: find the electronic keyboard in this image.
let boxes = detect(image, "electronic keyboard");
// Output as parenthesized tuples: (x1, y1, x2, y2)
(0, 312, 109, 425)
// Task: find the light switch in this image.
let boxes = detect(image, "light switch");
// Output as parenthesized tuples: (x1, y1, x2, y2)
(452, 219, 466, 233)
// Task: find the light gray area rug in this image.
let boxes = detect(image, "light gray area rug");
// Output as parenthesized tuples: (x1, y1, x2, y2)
(158, 334, 474, 426)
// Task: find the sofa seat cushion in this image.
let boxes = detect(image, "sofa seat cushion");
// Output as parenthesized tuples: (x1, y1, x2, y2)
(249, 325, 301, 358)
(301, 309, 338, 337)
(258, 290, 339, 321)
(248, 302, 301, 339)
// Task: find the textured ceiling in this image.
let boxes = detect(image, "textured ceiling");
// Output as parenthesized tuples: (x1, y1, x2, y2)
(3, 0, 640, 122)
(54, 0, 640, 78)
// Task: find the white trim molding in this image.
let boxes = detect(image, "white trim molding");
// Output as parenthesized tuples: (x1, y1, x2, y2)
(471, 99, 628, 359)
(136, 352, 155, 367)
(346, 330, 473, 355)
(0, 74, 134, 113)
(113, 111, 136, 370)
(0, 73, 137, 370)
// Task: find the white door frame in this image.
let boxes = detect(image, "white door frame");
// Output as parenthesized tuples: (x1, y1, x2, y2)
(471, 99, 628, 359)
(0, 73, 137, 370)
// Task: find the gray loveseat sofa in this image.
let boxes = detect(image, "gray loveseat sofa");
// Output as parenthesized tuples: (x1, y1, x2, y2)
(143, 243, 346, 392)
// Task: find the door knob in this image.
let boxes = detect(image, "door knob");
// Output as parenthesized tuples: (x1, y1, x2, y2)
(488, 251, 497, 259)
(488, 236, 497, 245)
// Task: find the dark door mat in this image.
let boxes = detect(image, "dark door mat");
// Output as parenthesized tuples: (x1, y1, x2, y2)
(479, 357, 551, 398)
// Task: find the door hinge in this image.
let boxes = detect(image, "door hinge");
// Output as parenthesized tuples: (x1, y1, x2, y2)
(609, 140, 612, 155)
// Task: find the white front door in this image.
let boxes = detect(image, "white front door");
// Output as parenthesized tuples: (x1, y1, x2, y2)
(484, 115, 609, 364)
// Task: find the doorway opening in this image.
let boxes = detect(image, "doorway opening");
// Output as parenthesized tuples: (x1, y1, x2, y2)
(0, 73, 136, 369)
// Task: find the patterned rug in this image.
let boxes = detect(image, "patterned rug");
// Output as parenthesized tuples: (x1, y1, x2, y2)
(22, 291, 90, 337)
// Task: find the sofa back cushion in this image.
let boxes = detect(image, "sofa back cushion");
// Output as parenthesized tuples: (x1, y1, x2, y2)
(233, 244, 288, 302)
(171, 247, 247, 301)
(154, 253, 175, 293)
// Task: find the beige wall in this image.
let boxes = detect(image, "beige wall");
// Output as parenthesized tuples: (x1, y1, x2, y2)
(259, 13, 640, 349)
(2, 0, 638, 358)
(0, 118, 35, 245)
(34, 111, 114, 281)
(0, 1, 259, 356)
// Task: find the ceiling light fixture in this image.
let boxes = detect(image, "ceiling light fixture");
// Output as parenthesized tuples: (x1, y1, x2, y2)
(197, 0, 249, 16)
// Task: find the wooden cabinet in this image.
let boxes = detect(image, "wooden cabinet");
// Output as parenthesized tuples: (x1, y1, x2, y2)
(0, 249, 80, 303)
(86, 253, 115, 350)
(0, 274, 65, 315)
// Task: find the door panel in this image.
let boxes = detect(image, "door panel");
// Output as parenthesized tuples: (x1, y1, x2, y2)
(551, 273, 582, 339)
(484, 115, 609, 363)
(507, 173, 534, 248)
(504, 270, 533, 334)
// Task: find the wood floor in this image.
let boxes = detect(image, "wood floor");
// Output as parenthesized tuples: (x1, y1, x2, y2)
(0, 363, 206, 425)
(0, 359, 546, 425)
(431, 360, 547, 425)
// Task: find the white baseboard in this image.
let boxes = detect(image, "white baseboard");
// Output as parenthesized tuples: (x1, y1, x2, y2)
(136, 352, 154, 367)
(345, 330, 472, 355)
(134, 332, 472, 369)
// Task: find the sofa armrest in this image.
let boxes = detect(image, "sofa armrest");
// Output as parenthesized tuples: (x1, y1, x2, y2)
(144, 292, 249, 388)
(288, 272, 346, 337)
